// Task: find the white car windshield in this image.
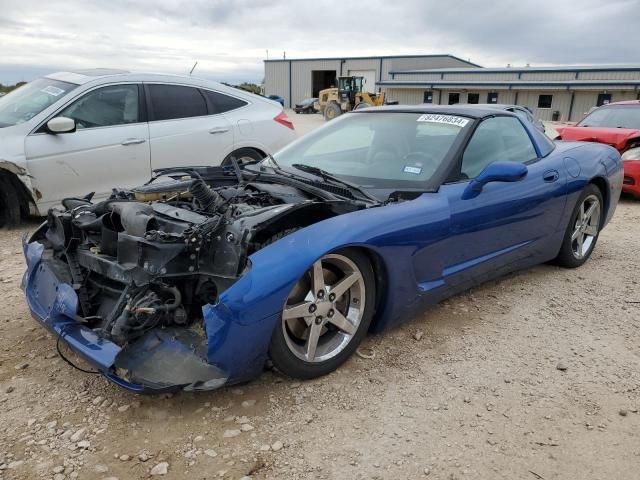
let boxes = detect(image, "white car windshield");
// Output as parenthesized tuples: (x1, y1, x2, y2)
(272, 112, 470, 189)
(0, 78, 77, 128)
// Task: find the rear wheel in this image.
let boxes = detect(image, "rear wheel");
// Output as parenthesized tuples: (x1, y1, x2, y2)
(0, 175, 21, 229)
(324, 102, 342, 121)
(269, 249, 375, 379)
(555, 184, 603, 268)
(353, 102, 370, 110)
(221, 148, 263, 166)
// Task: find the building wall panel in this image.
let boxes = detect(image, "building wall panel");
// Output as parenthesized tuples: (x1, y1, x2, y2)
(442, 72, 518, 81)
(578, 71, 640, 80)
(515, 91, 573, 121)
(393, 73, 442, 81)
(520, 72, 576, 81)
(380, 56, 475, 80)
(382, 88, 424, 105)
(264, 62, 290, 104)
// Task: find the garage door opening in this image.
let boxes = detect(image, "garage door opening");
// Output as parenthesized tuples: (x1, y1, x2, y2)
(312, 70, 337, 97)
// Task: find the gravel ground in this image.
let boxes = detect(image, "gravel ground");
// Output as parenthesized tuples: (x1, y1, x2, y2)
(0, 113, 638, 480)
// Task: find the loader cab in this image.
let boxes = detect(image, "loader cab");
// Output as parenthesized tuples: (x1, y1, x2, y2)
(338, 76, 364, 104)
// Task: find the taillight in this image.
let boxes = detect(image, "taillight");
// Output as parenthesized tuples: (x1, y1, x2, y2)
(274, 111, 294, 130)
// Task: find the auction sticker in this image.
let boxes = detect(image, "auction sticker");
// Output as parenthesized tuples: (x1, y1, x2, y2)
(403, 165, 422, 175)
(41, 86, 65, 96)
(417, 114, 469, 127)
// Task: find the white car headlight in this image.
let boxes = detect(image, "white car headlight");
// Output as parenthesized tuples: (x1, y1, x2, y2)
(621, 147, 640, 161)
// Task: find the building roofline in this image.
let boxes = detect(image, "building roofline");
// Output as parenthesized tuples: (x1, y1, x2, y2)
(390, 65, 640, 75)
(264, 54, 481, 67)
(377, 79, 640, 89)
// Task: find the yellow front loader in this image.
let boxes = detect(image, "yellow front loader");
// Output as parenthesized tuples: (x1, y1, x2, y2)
(314, 76, 386, 121)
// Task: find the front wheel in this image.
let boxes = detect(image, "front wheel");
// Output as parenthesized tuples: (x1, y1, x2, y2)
(323, 102, 342, 121)
(0, 175, 21, 229)
(555, 184, 603, 268)
(269, 249, 375, 379)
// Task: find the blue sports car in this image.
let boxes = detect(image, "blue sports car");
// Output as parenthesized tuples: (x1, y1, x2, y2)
(22, 106, 623, 393)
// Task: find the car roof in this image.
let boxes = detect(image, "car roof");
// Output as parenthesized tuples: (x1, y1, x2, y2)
(40, 69, 276, 106)
(462, 103, 525, 110)
(606, 100, 640, 106)
(351, 104, 516, 119)
(43, 69, 225, 89)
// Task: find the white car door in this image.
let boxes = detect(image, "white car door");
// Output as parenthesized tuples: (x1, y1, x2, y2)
(25, 83, 151, 208)
(145, 83, 234, 170)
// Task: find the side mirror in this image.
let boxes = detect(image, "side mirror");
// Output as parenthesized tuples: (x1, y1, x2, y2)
(47, 117, 75, 134)
(462, 161, 528, 199)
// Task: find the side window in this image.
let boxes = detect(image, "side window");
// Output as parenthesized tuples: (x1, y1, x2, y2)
(148, 84, 207, 121)
(59, 84, 139, 129)
(461, 116, 537, 179)
(202, 90, 248, 113)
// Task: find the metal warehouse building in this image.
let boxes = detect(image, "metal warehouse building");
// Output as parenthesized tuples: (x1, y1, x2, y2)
(264, 55, 640, 122)
(263, 54, 479, 109)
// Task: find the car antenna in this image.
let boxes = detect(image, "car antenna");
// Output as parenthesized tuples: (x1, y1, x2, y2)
(189, 61, 198, 75)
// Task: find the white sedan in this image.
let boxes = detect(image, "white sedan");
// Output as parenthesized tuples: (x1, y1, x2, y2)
(0, 69, 296, 227)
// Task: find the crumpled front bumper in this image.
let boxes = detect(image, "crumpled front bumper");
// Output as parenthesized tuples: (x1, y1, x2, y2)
(22, 240, 237, 394)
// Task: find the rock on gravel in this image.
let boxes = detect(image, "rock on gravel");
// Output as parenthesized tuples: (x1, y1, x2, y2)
(69, 428, 87, 442)
(223, 429, 241, 438)
(271, 441, 284, 451)
(150, 462, 169, 475)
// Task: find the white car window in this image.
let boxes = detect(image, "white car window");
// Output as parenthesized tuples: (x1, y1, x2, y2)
(60, 84, 139, 129)
(148, 84, 208, 121)
(202, 90, 248, 114)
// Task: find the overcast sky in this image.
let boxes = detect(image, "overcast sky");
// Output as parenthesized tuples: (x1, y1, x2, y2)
(0, 0, 639, 85)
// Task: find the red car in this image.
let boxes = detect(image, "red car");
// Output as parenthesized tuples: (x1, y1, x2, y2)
(556, 100, 640, 198)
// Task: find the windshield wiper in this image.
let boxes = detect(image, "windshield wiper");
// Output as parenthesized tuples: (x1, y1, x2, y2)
(291, 164, 380, 204)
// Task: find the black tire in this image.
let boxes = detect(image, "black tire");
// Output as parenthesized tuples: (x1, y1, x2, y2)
(221, 148, 263, 166)
(555, 184, 603, 268)
(269, 248, 376, 379)
(0, 175, 21, 229)
(324, 102, 342, 121)
(353, 102, 370, 110)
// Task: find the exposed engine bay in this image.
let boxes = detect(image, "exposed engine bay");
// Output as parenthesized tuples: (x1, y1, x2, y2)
(33, 165, 367, 350)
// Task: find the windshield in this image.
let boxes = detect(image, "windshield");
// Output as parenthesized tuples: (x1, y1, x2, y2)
(0, 78, 77, 128)
(273, 112, 470, 189)
(578, 105, 640, 130)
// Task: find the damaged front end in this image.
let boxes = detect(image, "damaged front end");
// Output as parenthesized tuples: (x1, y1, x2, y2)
(23, 166, 363, 392)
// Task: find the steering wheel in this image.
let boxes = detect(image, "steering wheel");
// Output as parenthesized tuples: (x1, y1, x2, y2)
(403, 151, 439, 164)
(401, 151, 440, 177)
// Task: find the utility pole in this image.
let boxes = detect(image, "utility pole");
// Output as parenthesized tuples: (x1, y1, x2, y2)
(283, 51, 286, 60)
(266, 49, 269, 60)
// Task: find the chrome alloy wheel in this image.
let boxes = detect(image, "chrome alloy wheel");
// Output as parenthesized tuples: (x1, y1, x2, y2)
(281, 254, 365, 363)
(571, 194, 601, 259)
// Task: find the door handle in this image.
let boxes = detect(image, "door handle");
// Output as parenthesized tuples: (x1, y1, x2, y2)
(121, 138, 146, 146)
(543, 169, 559, 182)
(208, 127, 230, 135)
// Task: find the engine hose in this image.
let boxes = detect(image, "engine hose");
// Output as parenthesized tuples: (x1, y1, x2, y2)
(189, 179, 224, 213)
(156, 285, 182, 313)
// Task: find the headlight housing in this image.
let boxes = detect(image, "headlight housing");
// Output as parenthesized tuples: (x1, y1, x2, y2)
(621, 147, 640, 161)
